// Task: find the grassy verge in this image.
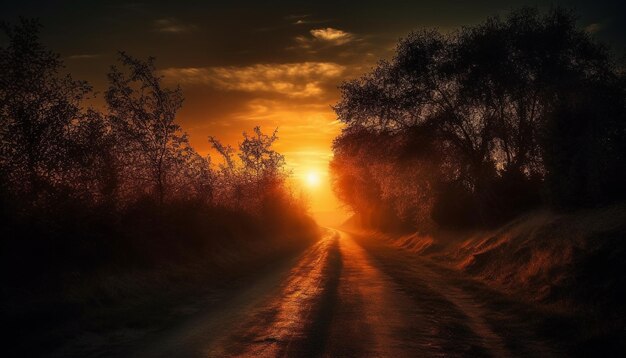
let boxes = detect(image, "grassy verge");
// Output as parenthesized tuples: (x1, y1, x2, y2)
(352, 204, 626, 355)
(4, 229, 319, 357)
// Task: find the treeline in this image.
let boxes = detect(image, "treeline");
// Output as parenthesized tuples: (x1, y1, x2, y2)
(331, 8, 626, 232)
(0, 19, 315, 287)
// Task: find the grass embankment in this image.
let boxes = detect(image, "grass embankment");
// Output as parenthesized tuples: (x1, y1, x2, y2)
(359, 204, 626, 355)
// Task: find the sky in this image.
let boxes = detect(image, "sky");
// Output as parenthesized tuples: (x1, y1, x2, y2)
(2, 0, 625, 222)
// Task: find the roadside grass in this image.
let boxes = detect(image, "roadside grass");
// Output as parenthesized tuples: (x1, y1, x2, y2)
(347, 204, 626, 356)
(5, 230, 319, 357)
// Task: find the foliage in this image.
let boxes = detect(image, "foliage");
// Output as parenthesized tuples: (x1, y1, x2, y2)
(0, 19, 315, 288)
(209, 127, 287, 214)
(0, 18, 93, 205)
(331, 7, 626, 231)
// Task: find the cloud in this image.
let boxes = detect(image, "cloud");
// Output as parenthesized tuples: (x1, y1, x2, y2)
(153, 18, 196, 33)
(310, 28, 353, 45)
(290, 27, 354, 51)
(161, 62, 345, 98)
(584, 22, 604, 34)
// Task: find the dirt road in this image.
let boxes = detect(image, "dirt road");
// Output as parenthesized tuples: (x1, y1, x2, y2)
(77, 229, 570, 357)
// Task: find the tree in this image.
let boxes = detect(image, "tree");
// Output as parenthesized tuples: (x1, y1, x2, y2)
(106, 53, 186, 205)
(543, 76, 626, 207)
(0, 18, 92, 204)
(209, 127, 287, 213)
(238, 127, 285, 185)
(331, 7, 626, 230)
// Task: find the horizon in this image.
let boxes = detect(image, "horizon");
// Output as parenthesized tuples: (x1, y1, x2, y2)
(3, 0, 625, 220)
(3, 2, 626, 356)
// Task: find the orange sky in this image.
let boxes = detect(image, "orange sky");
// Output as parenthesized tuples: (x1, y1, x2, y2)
(11, 1, 620, 225)
(161, 60, 363, 224)
(150, 26, 390, 223)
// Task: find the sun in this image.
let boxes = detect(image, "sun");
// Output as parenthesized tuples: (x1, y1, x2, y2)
(305, 171, 321, 188)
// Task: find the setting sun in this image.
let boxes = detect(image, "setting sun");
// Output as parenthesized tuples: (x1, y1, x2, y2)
(3, 3, 625, 357)
(305, 171, 321, 188)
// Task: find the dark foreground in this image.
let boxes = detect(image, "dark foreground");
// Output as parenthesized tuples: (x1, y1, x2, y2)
(53, 230, 588, 357)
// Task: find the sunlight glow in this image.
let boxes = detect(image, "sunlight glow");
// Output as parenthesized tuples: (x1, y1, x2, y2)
(305, 171, 321, 188)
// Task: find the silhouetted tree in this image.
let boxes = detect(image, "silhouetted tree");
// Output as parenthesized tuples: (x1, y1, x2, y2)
(239, 127, 285, 185)
(543, 77, 626, 207)
(0, 18, 92, 206)
(64, 108, 119, 206)
(332, 7, 626, 230)
(209, 127, 287, 214)
(106, 53, 187, 205)
(1, 18, 313, 276)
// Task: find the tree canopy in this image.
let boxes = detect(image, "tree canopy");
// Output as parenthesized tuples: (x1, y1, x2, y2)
(332, 7, 626, 230)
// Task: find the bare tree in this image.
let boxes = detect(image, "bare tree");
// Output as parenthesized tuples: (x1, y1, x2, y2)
(239, 127, 285, 184)
(106, 52, 185, 205)
(209, 127, 286, 213)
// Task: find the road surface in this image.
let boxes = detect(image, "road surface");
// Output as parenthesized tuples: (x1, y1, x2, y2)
(86, 229, 571, 357)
